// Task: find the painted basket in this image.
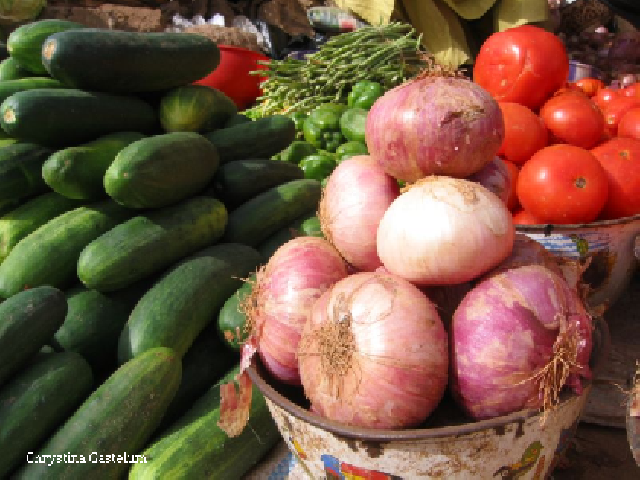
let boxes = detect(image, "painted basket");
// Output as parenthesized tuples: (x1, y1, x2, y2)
(516, 214, 640, 310)
(628, 364, 640, 466)
(248, 318, 610, 480)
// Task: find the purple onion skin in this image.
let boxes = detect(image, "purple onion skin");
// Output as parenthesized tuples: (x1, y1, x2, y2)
(365, 76, 505, 183)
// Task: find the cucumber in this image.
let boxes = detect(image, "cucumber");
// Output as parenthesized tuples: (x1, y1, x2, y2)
(42, 29, 220, 93)
(118, 243, 262, 363)
(0, 57, 37, 81)
(0, 88, 157, 148)
(0, 352, 93, 479)
(0, 77, 65, 105)
(0, 286, 67, 386)
(223, 178, 322, 247)
(224, 113, 252, 127)
(159, 84, 237, 133)
(15, 347, 181, 480)
(130, 366, 280, 479)
(212, 158, 304, 209)
(204, 114, 296, 163)
(42, 131, 146, 200)
(0, 142, 53, 202)
(256, 210, 323, 261)
(0, 201, 132, 298)
(78, 196, 228, 292)
(217, 274, 256, 351)
(7, 19, 85, 74)
(104, 132, 220, 209)
(0, 192, 82, 262)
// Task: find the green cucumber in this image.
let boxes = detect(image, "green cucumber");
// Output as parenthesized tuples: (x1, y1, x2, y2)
(159, 84, 237, 133)
(118, 243, 262, 363)
(0, 192, 83, 262)
(42, 29, 220, 93)
(0, 352, 93, 479)
(257, 210, 323, 261)
(204, 114, 296, 163)
(0, 142, 53, 202)
(217, 274, 256, 351)
(130, 366, 280, 479)
(223, 178, 322, 247)
(15, 347, 181, 480)
(42, 131, 146, 200)
(212, 158, 304, 208)
(0, 57, 37, 81)
(104, 132, 220, 209)
(0, 201, 132, 298)
(0, 77, 65, 104)
(224, 113, 252, 127)
(0, 286, 67, 386)
(7, 19, 85, 75)
(0, 88, 157, 148)
(78, 196, 228, 292)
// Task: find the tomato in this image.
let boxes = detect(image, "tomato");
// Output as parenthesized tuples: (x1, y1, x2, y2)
(618, 107, 640, 140)
(601, 96, 640, 136)
(516, 144, 609, 224)
(622, 83, 640, 98)
(539, 91, 604, 149)
(593, 87, 620, 109)
(590, 137, 640, 220)
(503, 159, 520, 212)
(512, 209, 543, 225)
(496, 102, 548, 165)
(473, 25, 569, 110)
(573, 77, 605, 97)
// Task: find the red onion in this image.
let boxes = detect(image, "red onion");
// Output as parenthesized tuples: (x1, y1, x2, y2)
(298, 271, 449, 429)
(450, 265, 593, 421)
(247, 236, 348, 385)
(483, 233, 563, 279)
(468, 156, 512, 204)
(319, 155, 400, 272)
(377, 176, 515, 285)
(365, 75, 504, 182)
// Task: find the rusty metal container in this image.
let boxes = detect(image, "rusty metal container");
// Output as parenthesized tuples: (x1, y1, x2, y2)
(248, 318, 610, 480)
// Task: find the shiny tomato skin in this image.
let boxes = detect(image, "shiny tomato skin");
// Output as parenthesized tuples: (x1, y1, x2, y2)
(593, 87, 620, 109)
(573, 77, 605, 97)
(539, 91, 605, 149)
(618, 107, 640, 140)
(473, 26, 569, 110)
(503, 159, 520, 212)
(497, 102, 548, 165)
(517, 144, 609, 224)
(601, 96, 640, 136)
(512, 209, 544, 225)
(590, 137, 640, 220)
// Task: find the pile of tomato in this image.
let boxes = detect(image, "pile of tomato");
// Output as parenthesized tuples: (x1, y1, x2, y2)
(473, 25, 640, 226)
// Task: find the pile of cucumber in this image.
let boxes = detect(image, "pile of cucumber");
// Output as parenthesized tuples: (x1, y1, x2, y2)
(0, 19, 323, 479)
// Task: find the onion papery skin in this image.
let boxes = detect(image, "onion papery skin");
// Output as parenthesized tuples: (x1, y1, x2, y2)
(468, 156, 512, 205)
(450, 265, 593, 421)
(319, 155, 400, 272)
(298, 271, 449, 429)
(253, 236, 349, 385)
(365, 76, 504, 183)
(376, 176, 515, 285)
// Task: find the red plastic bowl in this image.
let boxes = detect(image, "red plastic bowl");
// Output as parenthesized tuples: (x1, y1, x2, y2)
(194, 45, 269, 110)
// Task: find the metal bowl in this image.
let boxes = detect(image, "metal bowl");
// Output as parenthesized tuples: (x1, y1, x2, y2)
(516, 214, 640, 310)
(248, 318, 610, 479)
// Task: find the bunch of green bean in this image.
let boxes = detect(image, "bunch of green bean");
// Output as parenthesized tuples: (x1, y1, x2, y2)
(245, 22, 427, 118)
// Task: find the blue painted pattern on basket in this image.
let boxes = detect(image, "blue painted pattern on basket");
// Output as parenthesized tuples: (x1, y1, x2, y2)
(267, 452, 296, 480)
(523, 231, 613, 259)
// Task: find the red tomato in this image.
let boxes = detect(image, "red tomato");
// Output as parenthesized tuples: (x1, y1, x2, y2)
(573, 77, 605, 97)
(593, 87, 620, 109)
(601, 96, 640, 136)
(516, 144, 609, 224)
(539, 91, 605, 149)
(618, 107, 640, 140)
(497, 102, 548, 165)
(590, 137, 640, 220)
(622, 83, 640, 98)
(473, 26, 569, 110)
(512, 209, 544, 225)
(503, 159, 520, 212)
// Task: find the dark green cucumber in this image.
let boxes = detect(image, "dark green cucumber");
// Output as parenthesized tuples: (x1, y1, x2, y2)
(223, 178, 322, 247)
(0, 142, 53, 202)
(217, 274, 256, 351)
(15, 347, 181, 480)
(0, 286, 67, 386)
(42, 131, 146, 200)
(104, 132, 220, 209)
(224, 113, 252, 128)
(118, 243, 262, 363)
(42, 29, 220, 93)
(0, 351, 93, 479)
(204, 114, 296, 163)
(0, 88, 157, 147)
(212, 158, 304, 208)
(130, 366, 280, 479)
(0, 192, 83, 261)
(257, 210, 323, 261)
(78, 196, 228, 292)
(7, 19, 85, 74)
(0, 201, 132, 298)
(0, 57, 37, 81)
(0, 77, 65, 104)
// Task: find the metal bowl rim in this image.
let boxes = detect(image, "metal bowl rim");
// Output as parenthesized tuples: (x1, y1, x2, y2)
(515, 213, 640, 234)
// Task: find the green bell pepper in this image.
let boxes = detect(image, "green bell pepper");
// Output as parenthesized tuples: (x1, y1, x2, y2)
(336, 140, 369, 163)
(288, 111, 308, 139)
(276, 140, 318, 164)
(339, 108, 368, 143)
(299, 152, 337, 182)
(347, 80, 384, 110)
(303, 105, 346, 152)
